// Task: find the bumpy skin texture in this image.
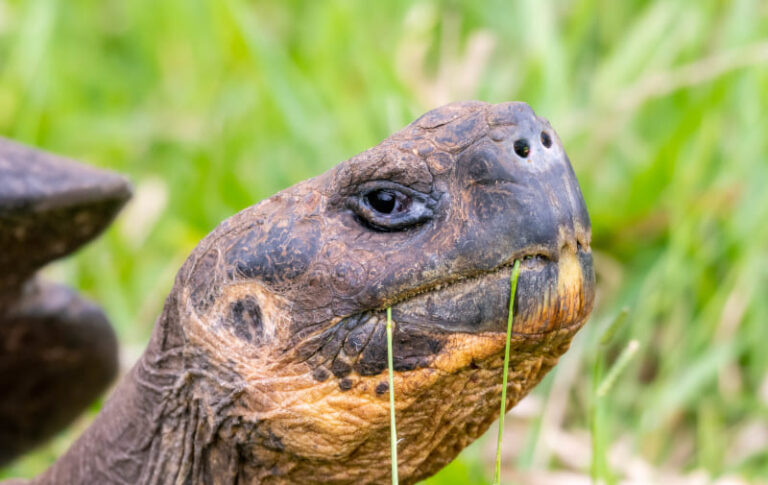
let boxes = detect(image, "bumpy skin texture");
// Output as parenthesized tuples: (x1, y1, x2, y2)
(8, 101, 595, 485)
(0, 139, 130, 465)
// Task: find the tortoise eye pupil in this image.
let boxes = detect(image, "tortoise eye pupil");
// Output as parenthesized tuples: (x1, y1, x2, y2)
(367, 190, 396, 214)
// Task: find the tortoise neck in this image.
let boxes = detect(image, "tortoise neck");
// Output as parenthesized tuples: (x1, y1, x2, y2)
(32, 306, 245, 485)
(32, 352, 180, 484)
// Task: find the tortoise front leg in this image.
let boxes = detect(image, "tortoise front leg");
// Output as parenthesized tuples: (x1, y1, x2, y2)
(0, 138, 131, 466)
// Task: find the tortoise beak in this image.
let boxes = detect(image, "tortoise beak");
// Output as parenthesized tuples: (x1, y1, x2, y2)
(511, 240, 595, 334)
(388, 240, 594, 336)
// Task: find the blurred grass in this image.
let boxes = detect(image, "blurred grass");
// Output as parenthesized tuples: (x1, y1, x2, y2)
(1, 0, 767, 483)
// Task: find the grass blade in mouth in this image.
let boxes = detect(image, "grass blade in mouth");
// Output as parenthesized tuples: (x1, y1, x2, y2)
(386, 307, 399, 485)
(493, 259, 521, 485)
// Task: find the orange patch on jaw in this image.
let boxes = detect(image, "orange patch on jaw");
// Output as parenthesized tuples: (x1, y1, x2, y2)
(511, 248, 589, 335)
(557, 248, 583, 298)
(430, 332, 507, 374)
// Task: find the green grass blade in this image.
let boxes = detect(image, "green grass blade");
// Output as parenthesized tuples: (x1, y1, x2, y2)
(597, 339, 640, 397)
(599, 307, 630, 346)
(386, 307, 399, 485)
(493, 259, 521, 485)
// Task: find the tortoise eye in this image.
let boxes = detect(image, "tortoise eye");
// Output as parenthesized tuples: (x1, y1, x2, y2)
(366, 190, 396, 214)
(348, 182, 436, 232)
(365, 189, 409, 215)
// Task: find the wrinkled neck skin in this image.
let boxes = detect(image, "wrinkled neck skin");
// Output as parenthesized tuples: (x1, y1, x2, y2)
(23, 289, 581, 485)
(29, 293, 246, 485)
(29, 288, 251, 485)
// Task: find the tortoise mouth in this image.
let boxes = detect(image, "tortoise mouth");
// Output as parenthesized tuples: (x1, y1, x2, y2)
(294, 246, 593, 380)
(377, 249, 556, 310)
(389, 245, 592, 336)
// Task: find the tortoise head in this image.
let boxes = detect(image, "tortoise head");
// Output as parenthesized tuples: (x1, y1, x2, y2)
(160, 101, 594, 483)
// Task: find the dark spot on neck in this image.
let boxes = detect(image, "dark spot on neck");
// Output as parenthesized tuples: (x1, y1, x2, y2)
(312, 367, 329, 382)
(264, 430, 284, 451)
(375, 382, 389, 395)
(339, 378, 353, 391)
(228, 297, 263, 343)
(331, 358, 352, 378)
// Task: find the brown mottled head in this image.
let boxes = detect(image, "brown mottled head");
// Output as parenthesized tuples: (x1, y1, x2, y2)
(164, 101, 594, 483)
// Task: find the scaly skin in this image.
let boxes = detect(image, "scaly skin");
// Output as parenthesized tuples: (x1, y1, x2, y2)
(6, 101, 595, 485)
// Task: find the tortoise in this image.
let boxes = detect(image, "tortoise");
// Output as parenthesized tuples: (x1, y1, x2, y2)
(0, 101, 595, 485)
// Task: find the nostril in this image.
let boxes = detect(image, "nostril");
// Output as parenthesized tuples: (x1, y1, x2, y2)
(540, 131, 552, 148)
(513, 139, 530, 158)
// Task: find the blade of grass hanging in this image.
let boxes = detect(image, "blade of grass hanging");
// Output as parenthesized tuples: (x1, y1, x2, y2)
(591, 308, 632, 483)
(386, 307, 399, 485)
(493, 259, 521, 485)
(597, 339, 640, 397)
(599, 307, 629, 346)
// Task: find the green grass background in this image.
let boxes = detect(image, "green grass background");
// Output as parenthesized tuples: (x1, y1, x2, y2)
(1, 0, 767, 483)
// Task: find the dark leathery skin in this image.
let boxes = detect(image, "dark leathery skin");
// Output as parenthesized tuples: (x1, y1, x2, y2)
(0, 138, 130, 467)
(0, 138, 131, 306)
(0, 281, 118, 465)
(4, 101, 595, 485)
